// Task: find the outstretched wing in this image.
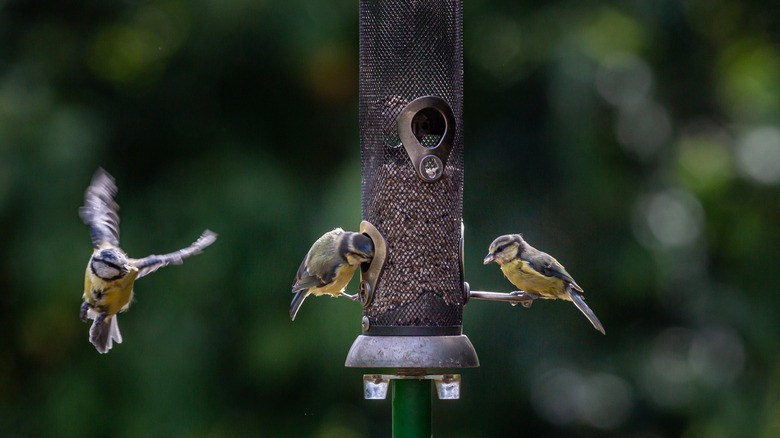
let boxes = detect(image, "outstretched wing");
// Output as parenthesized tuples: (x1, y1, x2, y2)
(79, 168, 120, 249)
(132, 230, 218, 278)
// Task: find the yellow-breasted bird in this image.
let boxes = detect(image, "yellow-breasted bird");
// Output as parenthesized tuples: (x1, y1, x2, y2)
(483, 234, 605, 334)
(80, 168, 218, 353)
(290, 228, 374, 320)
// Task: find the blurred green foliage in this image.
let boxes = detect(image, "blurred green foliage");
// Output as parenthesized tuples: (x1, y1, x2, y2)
(1, 0, 779, 436)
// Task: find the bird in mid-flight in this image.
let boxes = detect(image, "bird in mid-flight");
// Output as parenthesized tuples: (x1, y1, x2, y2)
(80, 168, 217, 353)
(290, 228, 374, 320)
(483, 234, 605, 334)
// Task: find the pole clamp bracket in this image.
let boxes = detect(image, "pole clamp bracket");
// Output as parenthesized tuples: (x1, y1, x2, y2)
(363, 374, 461, 400)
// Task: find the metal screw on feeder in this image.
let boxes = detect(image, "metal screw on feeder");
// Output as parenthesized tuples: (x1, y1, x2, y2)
(421, 155, 443, 180)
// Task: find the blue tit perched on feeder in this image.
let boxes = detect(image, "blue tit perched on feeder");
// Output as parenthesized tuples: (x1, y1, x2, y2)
(80, 168, 218, 353)
(483, 234, 605, 335)
(290, 228, 374, 320)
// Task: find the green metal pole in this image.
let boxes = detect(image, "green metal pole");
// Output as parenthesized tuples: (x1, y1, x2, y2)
(392, 378, 431, 438)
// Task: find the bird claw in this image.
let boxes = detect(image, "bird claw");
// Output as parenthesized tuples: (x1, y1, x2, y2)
(509, 291, 539, 308)
(341, 292, 358, 301)
(80, 302, 90, 322)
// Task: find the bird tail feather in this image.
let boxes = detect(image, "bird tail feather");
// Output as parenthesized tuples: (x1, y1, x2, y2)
(88, 310, 123, 353)
(568, 290, 606, 335)
(289, 291, 308, 321)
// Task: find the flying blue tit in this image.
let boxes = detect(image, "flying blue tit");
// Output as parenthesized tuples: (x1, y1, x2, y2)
(80, 168, 218, 353)
(483, 234, 605, 335)
(290, 228, 374, 320)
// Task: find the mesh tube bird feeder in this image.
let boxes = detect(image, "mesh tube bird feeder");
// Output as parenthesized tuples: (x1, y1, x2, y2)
(346, 0, 478, 373)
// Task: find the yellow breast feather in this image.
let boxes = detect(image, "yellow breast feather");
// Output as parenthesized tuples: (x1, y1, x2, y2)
(84, 264, 139, 316)
(501, 259, 568, 299)
(308, 263, 358, 297)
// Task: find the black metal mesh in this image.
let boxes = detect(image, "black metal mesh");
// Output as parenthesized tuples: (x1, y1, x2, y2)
(360, 0, 464, 332)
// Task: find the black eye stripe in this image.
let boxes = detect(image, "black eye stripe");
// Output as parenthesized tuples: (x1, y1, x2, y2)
(90, 258, 125, 281)
(92, 258, 122, 271)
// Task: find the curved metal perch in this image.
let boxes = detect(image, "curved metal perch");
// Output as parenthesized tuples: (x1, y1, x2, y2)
(468, 290, 540, 308)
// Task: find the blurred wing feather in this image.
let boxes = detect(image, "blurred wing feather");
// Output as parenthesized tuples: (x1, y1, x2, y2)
(80, 168, 120, 248)
(132, 230, 218, 278)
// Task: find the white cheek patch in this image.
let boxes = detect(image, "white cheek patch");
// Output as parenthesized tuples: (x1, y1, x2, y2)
(92, 260, 122, 280)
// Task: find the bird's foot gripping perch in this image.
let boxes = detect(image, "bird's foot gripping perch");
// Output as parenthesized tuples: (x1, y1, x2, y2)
(341, 292, 359, 301)
(509, 291, 540, 308)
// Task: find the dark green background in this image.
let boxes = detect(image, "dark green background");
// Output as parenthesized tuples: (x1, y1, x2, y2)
(2, 0, 779, 436)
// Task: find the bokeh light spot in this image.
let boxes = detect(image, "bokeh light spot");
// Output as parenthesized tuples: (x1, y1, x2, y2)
(735, 125, 780, 185)
(643, 328, 696, 409)
(532, 367, 634, 430)
(468, 15, 527, 86)
(595, 52, 652, 109)
(616, 101, 671, 162)
(306, 43, 356, 104)
(634, 188, 704, 249)
(578, 8, 645, 59)
(676, 122, 733, 193)
(579, 373, 633, 430)
(689, 325, 745, 386)
(88, 2, 190, 87)
(717, 39, 780, 120)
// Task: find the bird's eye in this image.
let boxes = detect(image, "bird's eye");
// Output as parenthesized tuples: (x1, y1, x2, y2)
(496, 244, 506, 253)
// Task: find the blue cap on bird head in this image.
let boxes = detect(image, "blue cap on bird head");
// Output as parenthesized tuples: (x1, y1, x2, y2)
(352, 233, 374, 259)
(96, 248, 121, 262)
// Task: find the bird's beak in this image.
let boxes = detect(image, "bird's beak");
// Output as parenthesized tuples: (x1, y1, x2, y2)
(483, 253, 495, 264)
